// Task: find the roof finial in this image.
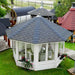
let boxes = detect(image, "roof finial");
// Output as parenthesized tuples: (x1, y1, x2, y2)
(40, 0, 43, 8)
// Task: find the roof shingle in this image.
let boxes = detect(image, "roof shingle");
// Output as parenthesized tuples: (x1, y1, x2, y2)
(0, 22, 6, 36)
(13, 6, 35, 16)
(58, 8, 75, 30)
(28, 8, 54, 16)
(0, 18, 10, 28)
(6, 17, 72, 44)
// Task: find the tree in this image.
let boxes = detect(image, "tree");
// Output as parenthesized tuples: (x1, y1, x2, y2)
(11, 0, 14, 4)
(0, 0, 10, 17)
(54, 0, 75, 17)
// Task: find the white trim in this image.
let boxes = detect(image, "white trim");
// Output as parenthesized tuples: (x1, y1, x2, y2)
(62, 42, 65, 54)
(34, 44, 39, 63)
(45, 43, 48, 61)
(16, 41, 19, 60)
(25, 43, 27, 58)
(54, 42, 58, 60)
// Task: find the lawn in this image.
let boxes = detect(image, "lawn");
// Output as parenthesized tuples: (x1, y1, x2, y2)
(65, 42, 75, 50)
(0, 49, 74, 75)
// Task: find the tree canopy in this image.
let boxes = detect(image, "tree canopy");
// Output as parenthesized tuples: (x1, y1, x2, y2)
(54, 0, 75, 17)
(0, 0, 9, 17)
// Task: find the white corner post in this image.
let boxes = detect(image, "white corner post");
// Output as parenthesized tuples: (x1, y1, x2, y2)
(10, 39, 12, 48)
(34, 44, 39, 63)
(45, 43, 48, 61)
(62, 42, 65, 54)
(25, 43, 27, 59)
(16, 41, 19, 60)
(33, 44, 40, 69)
(54, 42, 58, 60)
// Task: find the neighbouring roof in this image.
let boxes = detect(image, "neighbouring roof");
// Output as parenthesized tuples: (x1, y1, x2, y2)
(50, 9, 55, 15)
(6, 17, 72, 44)
(50, 9, 57, 20)
(12, 6, 35, 16)
(58, 6, 75, 30)
(28, 8, 54, 16)
(0, 18, 10, 36)
(0, 22, 6, 36)
(0, 18, 10, 28)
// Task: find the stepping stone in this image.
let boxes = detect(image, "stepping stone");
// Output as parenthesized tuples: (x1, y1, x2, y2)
(68, 68, 75, 75)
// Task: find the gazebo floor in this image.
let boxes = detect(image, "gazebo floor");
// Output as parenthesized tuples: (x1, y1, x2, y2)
(67, 68, 75, 75)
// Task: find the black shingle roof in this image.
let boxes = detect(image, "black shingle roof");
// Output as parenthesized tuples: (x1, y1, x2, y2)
(13, 6, 35, 16)
(0, 18, 10, 36)
(50, 9, 57, 20)
(28, 8, 54, 16)
(0, 18, 10, 28)
(50, 9, 55, 14)
(0, 22, 6, 36)
(6, 17, 72, 44)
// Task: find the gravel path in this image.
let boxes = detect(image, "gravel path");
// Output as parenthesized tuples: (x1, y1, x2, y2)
(0, 40, 9, 52)
(65, 48, 75, 56)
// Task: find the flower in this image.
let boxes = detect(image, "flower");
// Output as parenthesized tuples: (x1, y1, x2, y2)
(22, 57, 25, 59)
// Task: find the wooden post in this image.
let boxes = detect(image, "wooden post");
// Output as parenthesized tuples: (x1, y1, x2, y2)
(33, 44, 40, 70)
(68, 36, 71, 41)
(8, 39, 10, 47)
(73, 31, 75, 42)
(25, 43, 27, 59)
(62, 42, 65, 54)
(45, 43, 48, 61)
(54, 42, 58, 60)
(4, 35, 7, 42)
(34, 44, 39, 63)
(16, 41, 19, 60)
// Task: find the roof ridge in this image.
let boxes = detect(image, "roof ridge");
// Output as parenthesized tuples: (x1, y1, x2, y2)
(32, 20, 40, 43)
(41, 17, 66, 40)
(8, 17, 37, 38)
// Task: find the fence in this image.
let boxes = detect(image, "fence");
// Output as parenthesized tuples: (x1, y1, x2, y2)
(10, 0, 54, 9)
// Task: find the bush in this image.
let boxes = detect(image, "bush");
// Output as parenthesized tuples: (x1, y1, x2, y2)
(0, 7, 6, 17)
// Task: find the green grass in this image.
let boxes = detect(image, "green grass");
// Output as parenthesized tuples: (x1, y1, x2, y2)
(65, 42, 75, 50)
(0, 49, 74, 75)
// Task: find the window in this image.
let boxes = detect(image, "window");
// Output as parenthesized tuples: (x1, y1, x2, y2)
(39, 44, 46, 61)
(18, 41, 25, 59)
(58, 42, 63, 55)
(48, 43, 54, 60)
(18, 41, 25, 51)
(27, 44, 34, 62)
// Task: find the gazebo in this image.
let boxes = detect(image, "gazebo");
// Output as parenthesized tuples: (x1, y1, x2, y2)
(28, 7, 54, 21)
(58, 2, 75, 42)
(6, 16, 72, 71)
(10, 6, 35, 26)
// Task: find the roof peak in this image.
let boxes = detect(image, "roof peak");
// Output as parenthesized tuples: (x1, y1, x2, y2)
(6, 16, 72, 43)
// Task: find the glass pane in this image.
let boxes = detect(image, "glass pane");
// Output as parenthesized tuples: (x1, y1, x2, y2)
(39, 44, 46, 61)
(48, 43, 54, 60)
(58, 42, 63, 55)
(27, 44, 33, 62)
(18, 41, 25, 60)
(18, 41, 25, 51)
